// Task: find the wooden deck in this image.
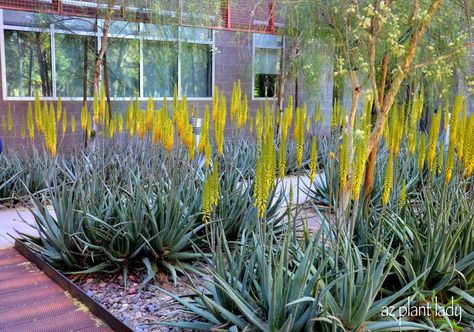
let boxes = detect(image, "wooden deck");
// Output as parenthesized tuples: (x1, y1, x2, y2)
(0, 248, 112, 332)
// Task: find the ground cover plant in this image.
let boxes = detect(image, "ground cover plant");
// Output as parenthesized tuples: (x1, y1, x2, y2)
(1, 79, 471, 331)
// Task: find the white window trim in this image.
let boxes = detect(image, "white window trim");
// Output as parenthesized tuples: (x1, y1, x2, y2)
(0, 9, 215, 101)
(252, 33, 283, 101)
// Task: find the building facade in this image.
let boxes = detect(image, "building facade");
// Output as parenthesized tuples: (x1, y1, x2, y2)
(0, 0, 333, 149)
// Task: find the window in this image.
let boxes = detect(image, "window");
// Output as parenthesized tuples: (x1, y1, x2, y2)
(143, 40, 178, 97)
(4, 30, 52, 97)
(181, 43, 212, 98)
(55, 33, 96, 97)
(106, 38, 140, 98)
(253, 33, 282, 99)
(1, 10, 214, 100)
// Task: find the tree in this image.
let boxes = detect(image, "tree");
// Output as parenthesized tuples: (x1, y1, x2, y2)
(283, 0, 472, 220)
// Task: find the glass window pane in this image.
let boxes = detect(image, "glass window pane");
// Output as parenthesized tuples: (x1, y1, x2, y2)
(254, 33, 283, 48)
(3, 10, 50, 29)
(180, 27, 211, 44)
(53, 16, 96, 32)
(55, 33, 96, 97)
(181, 43, 212, 98)
(4, 30, 52, 97)
(106, 38, 140, 98)
(255, 48, 280, 75)
(142, 23, 178, 40)
(254, 47, 280, 98)
(143, 40, 178, 98)
(108, 20, 139, 36)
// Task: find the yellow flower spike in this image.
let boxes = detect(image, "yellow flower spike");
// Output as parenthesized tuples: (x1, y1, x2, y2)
(204, 137, 212, 168)
(399, 181, 407, 207)
(198, 105, 210, 153)
(71, 115, 76, 134)
(306, 117, 311, 132)
(172, 84, 179, 114)
(427, 111, 441, 173)
(56, 97, 62, 121)
(314, 103, 321, 124)
(351, 130, 367, 200)
(339, 132, 349, 189)
(212, 86, 219, 122)
(147, 96, 154, 132)
(456, 100, 467, 162)
(212, 158, 219, 206)
(27, 103, 34, 141)
(215, 93, 226, 156)
(20, 115, 26, 139)
(7, 103, 13, 132)
(41, 101, 48, 135)
(418, 133, 426, 172)
(86, 112, 92, 138)
(382, 154, 393, 206)
(294, 107, 305, 166)
(445, 95, 462, 185)
(62, 108, 67, 138)
(309, 136, 318, 184)
(463, 114, 474, 176)
(80, 104, 85, 132)
(117, 113, 123, 134)
(165, 119, 174, 153)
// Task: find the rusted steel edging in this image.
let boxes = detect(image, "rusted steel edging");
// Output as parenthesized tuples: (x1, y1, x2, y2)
(14, 239, 133, 332)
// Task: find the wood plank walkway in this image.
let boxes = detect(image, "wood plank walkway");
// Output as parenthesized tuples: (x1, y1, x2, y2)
(0, 247, 112, 332)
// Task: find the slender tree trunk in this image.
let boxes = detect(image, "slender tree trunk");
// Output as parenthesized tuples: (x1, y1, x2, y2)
(93, 16, 111, 93)
(103, 54, 112, 116)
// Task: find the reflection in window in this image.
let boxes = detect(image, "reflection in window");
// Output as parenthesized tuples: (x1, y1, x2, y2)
(254, 48, 280, 98)
(106, 38, 140, 98)
(143, 40, 177, 97)
(181, 43, 212, 98)
(55, 33, 96, 97)
(5, 30, 52, 97)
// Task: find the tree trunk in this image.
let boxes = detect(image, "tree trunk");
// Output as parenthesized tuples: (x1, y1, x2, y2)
(103, 54, 112, 116)
(83, 37, 89, 105)
(92, 16, 111, 94)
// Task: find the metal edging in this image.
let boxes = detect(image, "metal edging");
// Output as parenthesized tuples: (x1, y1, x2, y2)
(14, 239, 134, 332)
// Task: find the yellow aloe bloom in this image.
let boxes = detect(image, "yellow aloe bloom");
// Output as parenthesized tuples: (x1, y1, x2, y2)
(382, 154, 393, 206)
(71, 115, 76, 134)
(204, 137, 212, 168)
(294, 106, 305, 166)
(445, 95, 462, 184)
(81, 103, 88, 132)
(399, 180, 407, 207)
(254, 121, 276, 218)
(172, 84, 179, 114)
(164, 118, 174, 153)
(351, 130, 367, 200)
(463, 114, 474, 176)
(314, 103, 321, 124)
(443, 99, 449, 134)
(34, 90, 41, 132)
(215, 93, 226, 156)
(27, 103, 34, 141)
(456, 101, 467, 162)
(7, 103, 13, 132)
(202, 158, 219, 222)
(62, 109, 67, 138)
(309, 136, 318, 184)
(418, 133, 426, 172)
(147, 96, 154, 132)
(237, 94, 248, 129)
(339, 132, 349, 189)
(427, 110, 441, 174)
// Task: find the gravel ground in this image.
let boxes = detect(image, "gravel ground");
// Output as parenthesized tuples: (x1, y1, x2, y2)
(76, 269, 207, 332)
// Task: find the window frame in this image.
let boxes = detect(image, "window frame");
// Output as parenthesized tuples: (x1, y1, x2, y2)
(0, 9, 215, 101)
(252, 33, 283, 101)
